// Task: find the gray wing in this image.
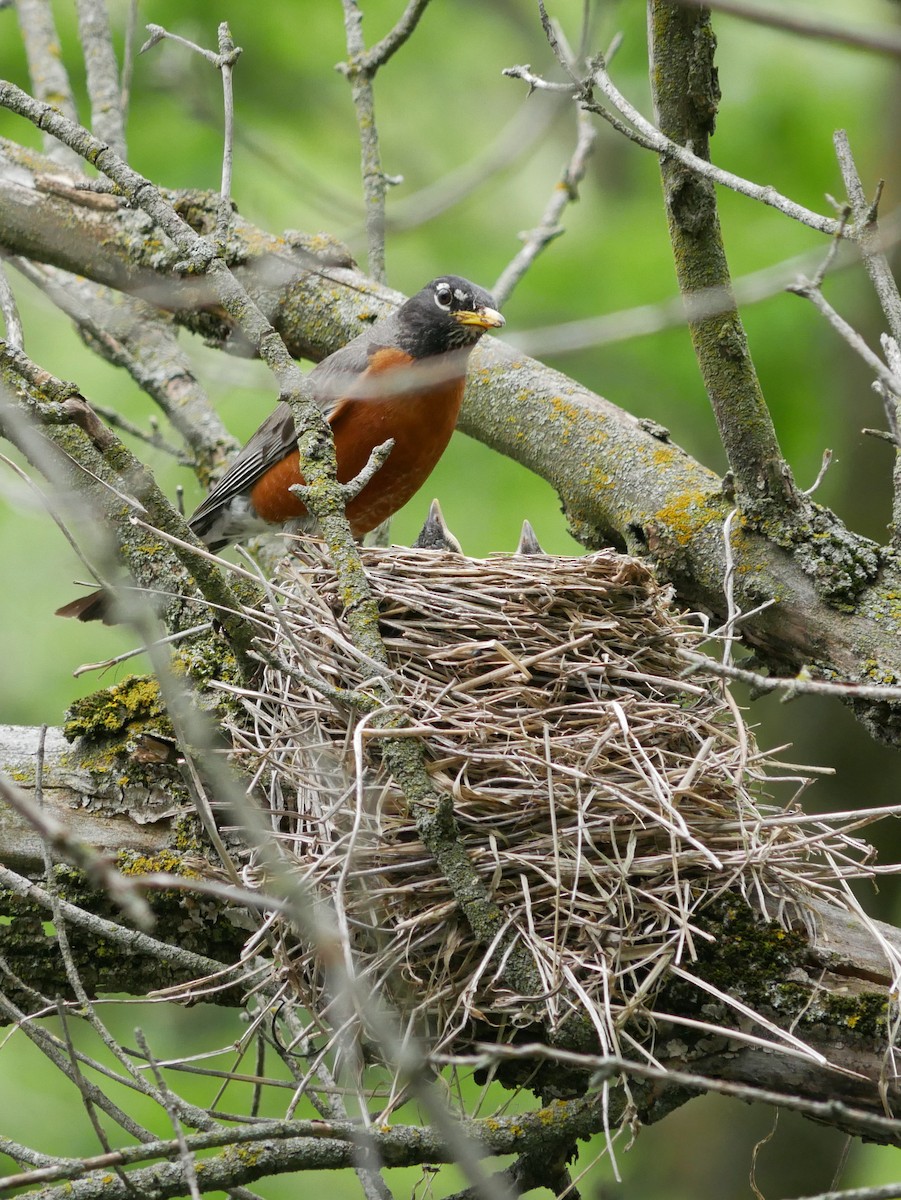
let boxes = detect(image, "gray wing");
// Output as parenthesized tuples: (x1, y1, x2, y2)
(188, 315, 399, 538)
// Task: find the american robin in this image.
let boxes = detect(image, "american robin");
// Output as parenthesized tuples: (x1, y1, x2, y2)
(57, 276, 504, 621)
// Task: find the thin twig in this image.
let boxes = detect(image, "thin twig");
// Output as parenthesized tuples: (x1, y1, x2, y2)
(72, 622, 213, 678)
(492, 107, 597, 306)
(290, 437, 394, 508)
(505, 52, 841, 234)
(88, 403, 192, 461)
(681, 651, 901, 702)
(335, 0, 431, 278)
(338, 3, 396, 281)
(788, 278, 901, 397)
(0, 256, 24, 350)
(834, 129, 901, 549)
(718, 509, 740, 667)
(835, 131, 901, 342)
(584, 60, 842, 236)
(357, 0, 433, 71)
(134, 1029, 202, 1200)
(140, 23, 242, 252)
(802, 449, 834, 497)
(215, 23, 240, 250)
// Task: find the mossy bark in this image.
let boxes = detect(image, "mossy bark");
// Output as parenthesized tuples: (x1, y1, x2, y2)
(647, 2, 800, 517)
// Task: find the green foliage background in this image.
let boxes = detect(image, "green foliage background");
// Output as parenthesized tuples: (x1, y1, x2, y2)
(1, 1, 900, 1196)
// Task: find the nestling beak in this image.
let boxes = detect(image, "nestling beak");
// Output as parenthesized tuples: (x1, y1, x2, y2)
(453, 306, 505, 330)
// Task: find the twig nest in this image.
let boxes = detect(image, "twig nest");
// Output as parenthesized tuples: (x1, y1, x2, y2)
(226, 543, 837, 1057)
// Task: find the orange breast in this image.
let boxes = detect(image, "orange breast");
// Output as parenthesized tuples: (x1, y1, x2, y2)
(249, 453, 309, 522)
(249, 367, 466, 536)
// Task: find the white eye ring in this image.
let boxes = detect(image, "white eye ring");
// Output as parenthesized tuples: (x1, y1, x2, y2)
(434, 285, 453, 309)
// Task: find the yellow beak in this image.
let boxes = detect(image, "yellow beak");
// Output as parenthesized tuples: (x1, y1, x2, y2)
(454, 306, 505, 330)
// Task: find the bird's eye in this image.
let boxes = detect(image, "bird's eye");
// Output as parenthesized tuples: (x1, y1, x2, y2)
(434, 284, 453, 309)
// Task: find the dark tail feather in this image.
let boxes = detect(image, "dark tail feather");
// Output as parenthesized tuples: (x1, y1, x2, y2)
(55, 589, 111, 623)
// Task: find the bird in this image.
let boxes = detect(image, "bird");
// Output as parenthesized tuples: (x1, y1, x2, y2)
(57, 276, 504, 622)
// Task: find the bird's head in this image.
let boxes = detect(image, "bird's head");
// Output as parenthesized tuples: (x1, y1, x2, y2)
(398, 276, 505, 356)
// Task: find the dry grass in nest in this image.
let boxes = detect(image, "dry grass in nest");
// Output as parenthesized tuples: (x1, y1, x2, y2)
(223, 541, 877, 1065)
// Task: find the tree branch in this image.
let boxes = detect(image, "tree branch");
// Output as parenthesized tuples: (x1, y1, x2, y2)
(675, 0, 901, 59)
(647, 0, 801, 519)
(336, 0, 432, 280)
(13, 0, 82, 169)
(9, 258, 240, 485)
(492, 105, 597, 307)
(2, 138, 899, 740)
(833, 130, 901, 550)
(4, 723, 901, 1145)
(74, 0, 127, 160)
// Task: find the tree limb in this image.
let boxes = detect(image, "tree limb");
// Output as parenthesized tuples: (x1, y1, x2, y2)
(647, 0, 801, 519)
(2, 719, 901, 1147)
(1, 136, 900, 742)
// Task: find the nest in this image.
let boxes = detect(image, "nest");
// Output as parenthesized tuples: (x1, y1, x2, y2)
(224, 542, 873, 1062)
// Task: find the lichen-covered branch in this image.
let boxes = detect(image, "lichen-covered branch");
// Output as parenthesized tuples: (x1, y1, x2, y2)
(3, 721, 901, 1142)
(11, 260, 240, 486)
(0, 345, 257, 672)
(0, 1092, 626, 1200)
(1, 135, 899, 741)
(0, 84, 564, 1026)
(647, 0, 800, 519)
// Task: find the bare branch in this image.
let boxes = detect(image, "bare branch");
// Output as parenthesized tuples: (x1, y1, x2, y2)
(788, 277, 901, 396)
(84, 403, 190, 461)
(647, 1, 801, 518)
(0, 1094, 620, 1200)
(0, 862, 240, 984)
(492, 106, 597, 307)
(134, 1028, 203, 1200)
(1, 347, 257, 668)
(13, 0, 82, 168)
(75, 0, 127, 159)
(501, 64, 577, 94)
(9, 258, 240, 483)
(0, 255, 23, 349)
(505, 56, 844, 237)
(335, 0, 432, 279)
(675, 0, 901, 59)
(215, 22, 239, 250)
(359, 0, 433, 71)
(834, 130, 901, 550)
(339, 3, 396, 282)
(584, 57, 843, 237)
(291, 437, 395, 508)
(682, 653, 901, 703)
(140, 22, 243, 251)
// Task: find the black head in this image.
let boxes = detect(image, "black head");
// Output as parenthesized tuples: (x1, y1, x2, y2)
(396, 276, 505, 357)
